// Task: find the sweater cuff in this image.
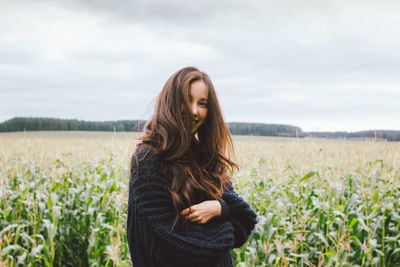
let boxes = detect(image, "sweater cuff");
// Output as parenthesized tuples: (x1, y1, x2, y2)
(217, 199, 230, 220)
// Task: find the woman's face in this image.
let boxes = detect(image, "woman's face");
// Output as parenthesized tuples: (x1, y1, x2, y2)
(188, 80, 209, 134)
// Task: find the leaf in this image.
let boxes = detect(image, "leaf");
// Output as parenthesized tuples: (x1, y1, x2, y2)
(300, 171, 318, 182)
(392, 248, 400, 255)
(0, 224, 19, 236)
(314, 232, 328, 246)
(17, 252, 27, 264)
(1, 244, 22, 254)
(31, 244, 44, 256)
(349, 218, 358, 231)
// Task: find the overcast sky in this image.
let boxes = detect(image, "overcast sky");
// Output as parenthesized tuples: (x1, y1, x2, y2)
(1, 0, 399, 132)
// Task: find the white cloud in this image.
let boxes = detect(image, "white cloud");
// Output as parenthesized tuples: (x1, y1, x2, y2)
(1, 0, 400, 131)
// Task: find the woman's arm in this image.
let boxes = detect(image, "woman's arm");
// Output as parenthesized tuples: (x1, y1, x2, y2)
(216, 181, 258, 248)
(182, 181, 258, 249)
(181, 200, 221, 223)
(128, 146, 235, 265)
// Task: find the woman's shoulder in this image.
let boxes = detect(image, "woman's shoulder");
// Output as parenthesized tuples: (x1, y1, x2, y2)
(129, 143, 171, 187)
(133, 142, 157, 161)
(130, 142, 161, 175)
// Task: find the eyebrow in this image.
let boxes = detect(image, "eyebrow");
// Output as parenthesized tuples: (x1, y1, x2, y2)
(189, 95, 208, 101)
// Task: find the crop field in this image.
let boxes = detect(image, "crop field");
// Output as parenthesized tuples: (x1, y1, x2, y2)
(1, 131, 400, 266)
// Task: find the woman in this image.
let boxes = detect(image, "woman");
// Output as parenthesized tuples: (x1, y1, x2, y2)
(127, 66, 257, 267)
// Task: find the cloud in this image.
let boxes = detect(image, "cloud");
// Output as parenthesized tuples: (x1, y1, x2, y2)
(1, 0, 400, 131)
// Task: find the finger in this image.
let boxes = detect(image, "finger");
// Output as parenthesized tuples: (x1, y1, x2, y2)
(190, 216, 202, 222)
(181, 208, 190, 215)
(187, 213, 198, 220)
(188, 211, 204, 221)
(194, 218, 207, 224)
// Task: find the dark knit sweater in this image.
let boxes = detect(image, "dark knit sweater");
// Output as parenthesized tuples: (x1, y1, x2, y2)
(127, 144, 258, 267)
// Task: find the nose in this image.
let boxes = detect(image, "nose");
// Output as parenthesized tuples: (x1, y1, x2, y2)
(190, 103, 198, 117)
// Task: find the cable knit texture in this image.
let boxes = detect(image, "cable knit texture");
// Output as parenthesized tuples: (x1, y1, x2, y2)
(127, 144, 258, 267)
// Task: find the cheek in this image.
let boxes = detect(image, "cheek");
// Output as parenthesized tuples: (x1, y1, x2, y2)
(200, 109, 208, 121)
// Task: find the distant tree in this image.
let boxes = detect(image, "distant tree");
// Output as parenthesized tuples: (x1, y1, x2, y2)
(305, 130, 400, 142)
(2, 117, 398, 141)
(228, 122, 303, 137)
(0, 117, 148, 133)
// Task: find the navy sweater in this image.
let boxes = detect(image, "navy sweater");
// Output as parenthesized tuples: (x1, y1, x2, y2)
(127, 144, 258, 267)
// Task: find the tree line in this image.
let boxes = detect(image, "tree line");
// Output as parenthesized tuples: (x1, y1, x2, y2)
(0, 117, 302, 137)
(0, 117, 146, 132)
(228, 122, 303, 137)
(306, 131, 400, 142)
(1, 117, 399, 141)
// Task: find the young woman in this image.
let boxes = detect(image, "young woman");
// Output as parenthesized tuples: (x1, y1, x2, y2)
(127, 66, 257, 267)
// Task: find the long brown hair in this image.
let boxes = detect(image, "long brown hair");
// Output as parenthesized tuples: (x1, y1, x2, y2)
(137, 66, 239, 231)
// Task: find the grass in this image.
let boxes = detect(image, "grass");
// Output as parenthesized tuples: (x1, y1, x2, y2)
(1, 131, 400, 266)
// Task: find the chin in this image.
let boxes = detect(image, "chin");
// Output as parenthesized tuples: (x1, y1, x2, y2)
(191, 123, 203, 134)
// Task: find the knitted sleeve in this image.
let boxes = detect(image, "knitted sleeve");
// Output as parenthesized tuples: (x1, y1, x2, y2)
(129, 145, 235, 265)
(217, 181, 258, 248)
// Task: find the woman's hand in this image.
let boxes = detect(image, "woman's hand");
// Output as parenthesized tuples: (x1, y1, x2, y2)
(181, 200, 221, 224)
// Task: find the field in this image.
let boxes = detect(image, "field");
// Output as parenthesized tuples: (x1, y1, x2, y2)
(1, 131, 400, 266)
